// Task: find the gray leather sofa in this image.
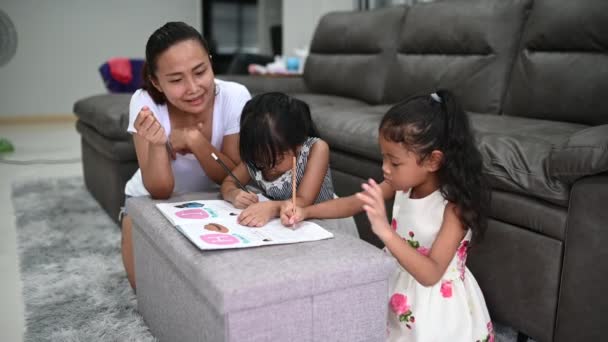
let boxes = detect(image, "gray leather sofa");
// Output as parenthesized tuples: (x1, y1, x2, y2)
(73, 0, 608, 341)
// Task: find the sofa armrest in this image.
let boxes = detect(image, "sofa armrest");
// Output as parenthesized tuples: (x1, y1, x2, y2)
(217, 74, 310, 95)
(549, 124, 608, 183)
(555, 173, 608, 341)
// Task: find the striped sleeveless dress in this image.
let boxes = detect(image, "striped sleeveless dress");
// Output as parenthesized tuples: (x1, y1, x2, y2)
(246, 137, 334, 204)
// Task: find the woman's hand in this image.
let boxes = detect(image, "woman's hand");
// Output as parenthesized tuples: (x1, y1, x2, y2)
(356, 179, 392, 240)
(238, 201, 279, 227)
(134, 106, 167, 146)
(170, 123, 205, 155)
(280, 202, 306, 227)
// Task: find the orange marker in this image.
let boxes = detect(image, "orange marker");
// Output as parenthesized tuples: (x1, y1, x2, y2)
(292, 156, 297, 216)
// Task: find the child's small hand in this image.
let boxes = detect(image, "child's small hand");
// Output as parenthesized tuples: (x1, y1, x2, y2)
(356, 179, 392, 240)
(232, 190, 259, 209)
(238, 201, 277, 227)
(280, 202, 306, 227)
(134, 107, 167, 146)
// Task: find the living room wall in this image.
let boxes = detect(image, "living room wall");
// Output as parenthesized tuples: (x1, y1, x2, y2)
(0, 0, 200, 119)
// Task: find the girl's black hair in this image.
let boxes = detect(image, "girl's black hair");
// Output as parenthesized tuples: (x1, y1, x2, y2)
(380, 90, 489, 244)
(239, 92, 319, 171)
(141, 22, 211, 104)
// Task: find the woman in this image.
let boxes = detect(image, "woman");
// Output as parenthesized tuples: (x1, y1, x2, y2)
(121, 22, 251, 289)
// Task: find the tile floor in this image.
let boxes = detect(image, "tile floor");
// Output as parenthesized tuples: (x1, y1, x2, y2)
(0, 121, 82, 342)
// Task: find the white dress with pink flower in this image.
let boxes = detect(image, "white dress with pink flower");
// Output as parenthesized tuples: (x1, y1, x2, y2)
(386, 189, 494, 342)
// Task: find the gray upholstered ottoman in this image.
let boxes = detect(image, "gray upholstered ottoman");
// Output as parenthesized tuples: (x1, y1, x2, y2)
(127, 192, 396, 342)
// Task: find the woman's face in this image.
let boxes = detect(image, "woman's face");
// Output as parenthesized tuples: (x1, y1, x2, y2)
(152, 39, 215, 114)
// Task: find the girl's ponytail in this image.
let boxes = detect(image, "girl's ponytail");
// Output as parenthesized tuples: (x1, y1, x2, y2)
(435, 90, 489, 244)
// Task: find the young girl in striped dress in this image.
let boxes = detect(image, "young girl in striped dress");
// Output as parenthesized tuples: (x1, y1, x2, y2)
(220, 92, 335, 227)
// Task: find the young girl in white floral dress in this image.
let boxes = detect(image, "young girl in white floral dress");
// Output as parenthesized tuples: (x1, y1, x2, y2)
(281, 90, 494, 341)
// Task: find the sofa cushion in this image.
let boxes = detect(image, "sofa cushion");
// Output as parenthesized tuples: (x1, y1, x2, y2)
(311, 103, 588, 206)
(73, 94, 132, 140)
(384, 0, 531, 113)
(217, 75, 309, 95)
(76, 121, 136, 162)
(330, 150, 384, 185)
(549, 124, 608, 183)
(490, 190, 567, 240)
(311, 105, 389, 162)
(503, 0, 608, 125)
(304, 7, 406, 104)
(291, 93, 368, 111)
(471, 113, 587, 206)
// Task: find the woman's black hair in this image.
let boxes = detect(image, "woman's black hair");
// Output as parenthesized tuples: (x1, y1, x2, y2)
(141, 22, 211, 104)
(379, 90, 489, 244)
(239, 92, 319, 171)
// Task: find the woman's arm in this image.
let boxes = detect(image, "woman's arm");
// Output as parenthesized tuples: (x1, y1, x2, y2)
(132, 108, 174, 199)
(173, 127, 241, 185)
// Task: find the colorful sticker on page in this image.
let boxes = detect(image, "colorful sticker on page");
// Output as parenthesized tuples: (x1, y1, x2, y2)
(175, 208, 218, 220)
(202, 223, 250, 244)
(200, 234, 240, 245)
(174, 202, 204, 208)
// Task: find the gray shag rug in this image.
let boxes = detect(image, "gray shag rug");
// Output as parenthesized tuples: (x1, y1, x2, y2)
(11, 177, 155, 342)
(11, 176, 526, 342)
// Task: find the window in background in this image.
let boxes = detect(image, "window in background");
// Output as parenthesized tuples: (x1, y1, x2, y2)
(202, 0, 259, 74)
(203, 0, 283, 75)
(212, 0, 258, 54)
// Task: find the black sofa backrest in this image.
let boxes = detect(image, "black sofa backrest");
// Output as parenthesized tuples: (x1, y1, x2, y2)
(384, 0, 532, 114)
(503, 0, 608, 126)
(304, 7, 406, 104)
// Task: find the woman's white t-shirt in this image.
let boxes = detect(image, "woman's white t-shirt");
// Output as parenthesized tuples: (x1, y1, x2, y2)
(124, 79, 251, 197)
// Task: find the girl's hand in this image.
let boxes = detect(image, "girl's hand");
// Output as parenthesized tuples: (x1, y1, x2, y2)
(356, 179, 392, 240)
(238, 201, 278, 227)
(280, 202, 306, 227)
(134, 107, 167, 146)
(169, 124, 203, 155)
(231, 189, 259, 209)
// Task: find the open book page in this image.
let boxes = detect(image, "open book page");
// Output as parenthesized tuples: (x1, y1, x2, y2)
(155, 199, 333, 250)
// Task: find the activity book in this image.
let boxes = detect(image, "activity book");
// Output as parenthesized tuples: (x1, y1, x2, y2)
(156, 199, 333, 250)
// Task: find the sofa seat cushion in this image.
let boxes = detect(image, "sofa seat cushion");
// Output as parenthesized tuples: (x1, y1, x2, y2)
(73, 94, 132, 140)
(310, 105, 390, 162)
(471, 113, 587, 206)
(490, 190, 567, 240)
